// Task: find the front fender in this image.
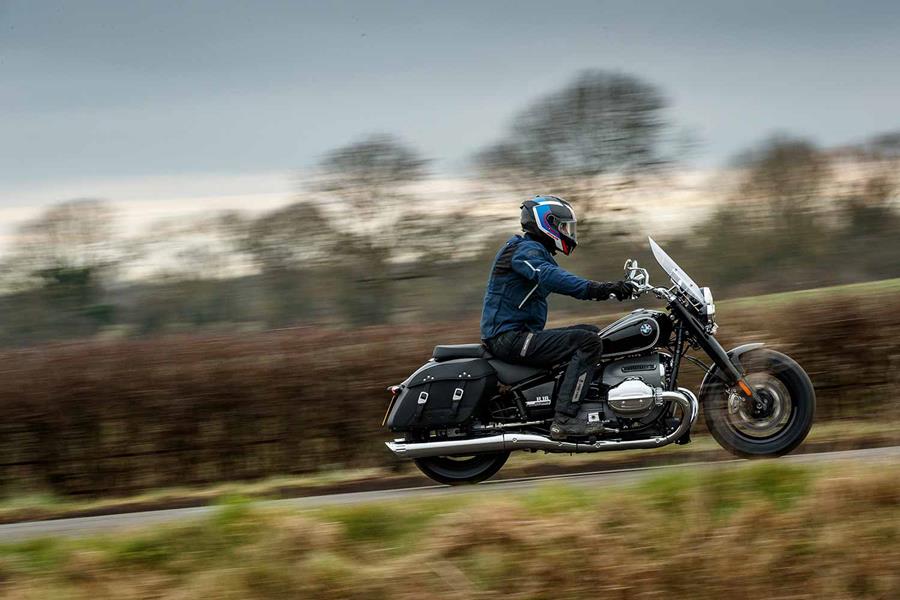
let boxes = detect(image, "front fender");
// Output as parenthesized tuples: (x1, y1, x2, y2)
(698, 342, 765, 398)
(725, 342, 766, 374)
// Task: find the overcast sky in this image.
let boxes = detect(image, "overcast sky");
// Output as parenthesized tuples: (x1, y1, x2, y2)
(2, 0, 900, 208)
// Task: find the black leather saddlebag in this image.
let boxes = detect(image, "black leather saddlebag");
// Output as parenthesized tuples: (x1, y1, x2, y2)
(386, 358, 496, 432)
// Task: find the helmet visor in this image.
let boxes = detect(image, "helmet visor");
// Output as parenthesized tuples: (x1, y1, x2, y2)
(558, 219, 577, 240)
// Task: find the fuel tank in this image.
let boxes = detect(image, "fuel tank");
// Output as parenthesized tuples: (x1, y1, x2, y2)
(599, 309, 671, 357)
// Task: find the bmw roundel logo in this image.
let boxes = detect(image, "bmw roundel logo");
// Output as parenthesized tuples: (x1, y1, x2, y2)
(639, 322, 654, 336)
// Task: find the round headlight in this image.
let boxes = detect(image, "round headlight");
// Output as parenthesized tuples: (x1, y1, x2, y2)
(702, 287, 715, 317)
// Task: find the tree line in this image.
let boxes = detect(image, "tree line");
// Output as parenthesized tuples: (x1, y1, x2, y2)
(0, 70, 897, 345)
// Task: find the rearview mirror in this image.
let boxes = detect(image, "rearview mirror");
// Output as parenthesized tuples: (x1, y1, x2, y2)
(623, 259, 648, 286)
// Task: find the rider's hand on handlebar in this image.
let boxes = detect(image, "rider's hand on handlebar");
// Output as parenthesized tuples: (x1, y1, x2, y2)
(613, 280, 639, 301)
(588, 280, 638, 301)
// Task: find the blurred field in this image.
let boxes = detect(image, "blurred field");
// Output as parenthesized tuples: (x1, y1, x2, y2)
(1, 282, 899, 499)
(1, 461, 897, 599)
(712, 276, 900, 311)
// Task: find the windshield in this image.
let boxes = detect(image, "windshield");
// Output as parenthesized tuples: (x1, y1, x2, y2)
(648, 237, 706, 307)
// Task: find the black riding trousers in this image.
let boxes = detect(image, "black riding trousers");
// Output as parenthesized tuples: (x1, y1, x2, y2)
(485, 324, 602, 417)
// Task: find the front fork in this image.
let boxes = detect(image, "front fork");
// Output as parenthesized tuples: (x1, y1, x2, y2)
(670, 315, 763, 413)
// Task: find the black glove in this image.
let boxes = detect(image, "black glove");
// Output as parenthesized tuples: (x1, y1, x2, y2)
(587, 280, 637, 301)
(614, 281, 639, 300)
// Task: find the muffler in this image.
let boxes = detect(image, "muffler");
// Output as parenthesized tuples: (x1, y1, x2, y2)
(386, 389, 698, 459)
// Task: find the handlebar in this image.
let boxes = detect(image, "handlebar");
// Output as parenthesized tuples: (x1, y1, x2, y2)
(622, 258, 674, 301)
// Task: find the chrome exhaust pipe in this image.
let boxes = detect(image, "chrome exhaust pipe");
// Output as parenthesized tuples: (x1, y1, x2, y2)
(386, 388, 698, 459)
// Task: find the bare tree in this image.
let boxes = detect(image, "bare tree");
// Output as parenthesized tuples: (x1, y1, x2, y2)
(12, 199, 118, 278)
(310, 135, 430, 323)
(218, 203, 336, 326)
(473, 70, 670, 219)
(315, 133, 428, 257)
(692, 135, 834, 292)
(122, 212, 250, 282)
(314, 134, 499, 323)
(734, 135, 832, 217)
(214, 204, 333, 274)
(860, 131, 900, 209)
(0, 199, 120, 336)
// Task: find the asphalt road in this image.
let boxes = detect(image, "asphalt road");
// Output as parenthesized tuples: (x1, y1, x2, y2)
(1, 445, 897, 543)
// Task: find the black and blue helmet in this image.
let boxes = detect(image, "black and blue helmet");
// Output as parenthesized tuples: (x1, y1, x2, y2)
(520, 195, 578, 255)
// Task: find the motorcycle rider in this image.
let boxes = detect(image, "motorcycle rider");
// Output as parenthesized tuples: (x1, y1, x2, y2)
(481, 196, 636, 440)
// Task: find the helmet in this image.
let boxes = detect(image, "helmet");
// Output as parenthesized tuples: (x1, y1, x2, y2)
(520, 195, 578, 255)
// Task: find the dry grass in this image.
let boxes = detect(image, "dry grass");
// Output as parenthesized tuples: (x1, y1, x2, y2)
(0, 461, 897, 599)
(1, 419, 896, 525)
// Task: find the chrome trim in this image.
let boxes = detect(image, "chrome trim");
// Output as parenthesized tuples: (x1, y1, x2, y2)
(678, 387, 699, 426)
(472, 420, 548, 430)
(385, 390, 699, 459)
(607, 379, 657, 402)
(387, 435, 509, 457)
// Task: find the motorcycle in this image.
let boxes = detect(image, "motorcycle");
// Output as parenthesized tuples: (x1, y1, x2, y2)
(383, 237, 815, 485)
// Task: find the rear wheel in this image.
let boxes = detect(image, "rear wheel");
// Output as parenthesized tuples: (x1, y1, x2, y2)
(413, 452, 510, 485)
(703, 349, 815, 458)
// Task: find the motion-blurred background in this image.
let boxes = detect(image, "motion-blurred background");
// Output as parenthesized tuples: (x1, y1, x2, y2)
(0, 2, 899, 597)
(2, 0, 899, 488)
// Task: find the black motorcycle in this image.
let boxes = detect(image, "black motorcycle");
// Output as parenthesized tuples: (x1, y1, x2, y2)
(383, 238, 815, 485)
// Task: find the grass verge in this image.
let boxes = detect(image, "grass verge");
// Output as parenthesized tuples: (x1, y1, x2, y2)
(0, 461, 897, 599)
(1, 419, 896, 526)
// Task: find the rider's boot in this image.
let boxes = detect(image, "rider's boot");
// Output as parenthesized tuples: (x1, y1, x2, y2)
(550, 403, 606, 440)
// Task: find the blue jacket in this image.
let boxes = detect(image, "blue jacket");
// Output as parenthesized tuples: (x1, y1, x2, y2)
(480, 234, 595, 340)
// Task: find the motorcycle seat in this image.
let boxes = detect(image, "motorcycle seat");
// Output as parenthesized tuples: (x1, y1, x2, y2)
(432, 344, 492, 361)
(432, 345, 549, 384)
(488, 360, 548, 385)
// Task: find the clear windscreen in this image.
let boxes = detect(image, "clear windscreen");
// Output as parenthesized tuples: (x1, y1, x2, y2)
(648, 237, 706, 307)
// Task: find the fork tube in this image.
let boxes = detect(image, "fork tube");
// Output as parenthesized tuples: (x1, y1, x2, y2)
(668, 323, 685, 391)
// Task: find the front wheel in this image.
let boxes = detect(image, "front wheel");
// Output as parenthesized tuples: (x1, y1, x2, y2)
(703, 349, 815, 458)
(413, 452, 510, 485)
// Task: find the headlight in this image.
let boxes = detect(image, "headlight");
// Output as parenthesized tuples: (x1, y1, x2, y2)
(702, 287, 715, 317)
(702, 287, 717, 334)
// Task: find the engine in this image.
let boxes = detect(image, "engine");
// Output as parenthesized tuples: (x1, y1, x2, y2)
(513, 353, 673, 431)
(596, 354, 671, 430)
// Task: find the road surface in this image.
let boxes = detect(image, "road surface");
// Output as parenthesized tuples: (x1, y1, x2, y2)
(1, 446, 897, 543)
